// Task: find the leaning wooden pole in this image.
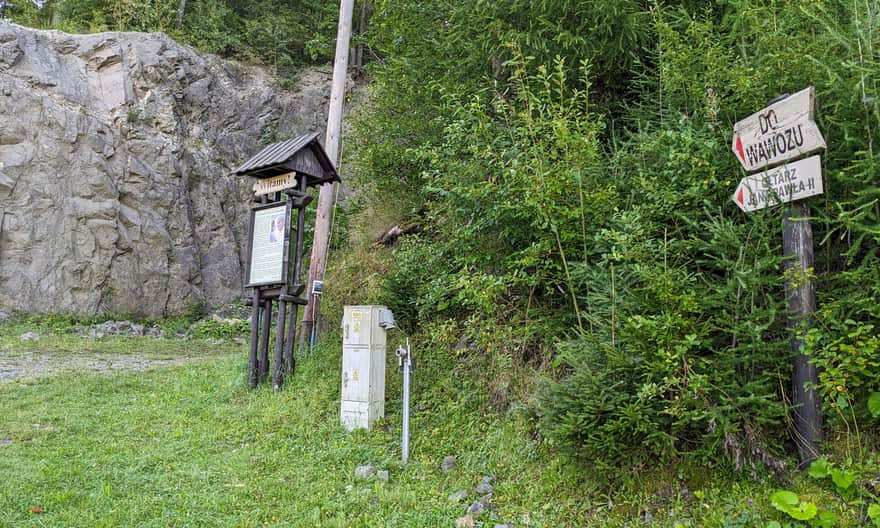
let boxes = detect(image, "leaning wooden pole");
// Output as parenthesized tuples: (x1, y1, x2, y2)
(300, 0, 354, 352)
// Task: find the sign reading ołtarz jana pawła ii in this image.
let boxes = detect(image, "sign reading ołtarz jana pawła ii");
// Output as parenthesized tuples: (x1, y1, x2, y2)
(732, 155, 824, 213)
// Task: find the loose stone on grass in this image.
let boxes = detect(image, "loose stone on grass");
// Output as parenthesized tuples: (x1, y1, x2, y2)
(448, 489, 469, 502)
(76, 321, 163, 338)
(441, 455, 457, 473)
(475, 475, 494, 495)
(377, 470, 389, 482)
(467, 498, 490, 515)
(355, 463, 376, 479)
(19, 332, 39, 341)
(0, 438, 12, 446)
(455, 515, 475, 528)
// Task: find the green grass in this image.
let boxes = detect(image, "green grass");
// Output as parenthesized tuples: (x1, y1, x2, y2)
(0, 334, 235, 358)
(0, 338, 570, 527)
(0, 328, 864, 527)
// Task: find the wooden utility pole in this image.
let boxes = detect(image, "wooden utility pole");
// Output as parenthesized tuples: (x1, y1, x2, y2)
(300, 0, 354, 351)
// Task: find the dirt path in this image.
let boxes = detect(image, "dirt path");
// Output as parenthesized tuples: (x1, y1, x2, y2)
(0, 351, 229, 382)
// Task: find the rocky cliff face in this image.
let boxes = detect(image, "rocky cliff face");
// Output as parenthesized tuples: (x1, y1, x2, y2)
(0, 22, 332, 317)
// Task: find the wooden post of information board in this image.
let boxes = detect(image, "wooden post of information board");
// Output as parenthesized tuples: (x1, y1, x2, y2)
(284, 181, 311, 375)
(248, 289, 261, 388)
(783, 201, 822, 465)
(259, 299, 272, 383)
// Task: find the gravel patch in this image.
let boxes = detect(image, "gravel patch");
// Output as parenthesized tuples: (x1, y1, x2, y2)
(0, 351, 226, 382)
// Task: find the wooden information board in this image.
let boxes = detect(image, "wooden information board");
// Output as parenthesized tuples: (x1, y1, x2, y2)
(246, 203, 288, 287)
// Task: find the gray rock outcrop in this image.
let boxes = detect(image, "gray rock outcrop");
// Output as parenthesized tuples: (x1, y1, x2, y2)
(0, 22, 332, 317)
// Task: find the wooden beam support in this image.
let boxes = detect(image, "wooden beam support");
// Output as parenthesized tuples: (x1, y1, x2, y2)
(259, 299, 272, 384)
(273, 300, 287, 390)
(247, 289, 261, 388)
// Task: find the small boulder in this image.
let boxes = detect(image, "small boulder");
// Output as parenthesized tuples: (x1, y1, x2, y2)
(455, 515, 475, 528)
(467, 498, 490, 516)
(19, 332, 39, 341)
(475, 476, 494, 496)
(448, 489, 469, 503)
(441, 455, 457, 473)
(377, 470, 389, 482)
(354, 463, 376, 479)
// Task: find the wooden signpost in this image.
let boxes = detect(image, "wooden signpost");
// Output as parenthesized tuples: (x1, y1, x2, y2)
(731, 88, 825, 467)
(732, 87, 826, 172)
(234, 133, 339, 390)
(733, 155, 824, 213)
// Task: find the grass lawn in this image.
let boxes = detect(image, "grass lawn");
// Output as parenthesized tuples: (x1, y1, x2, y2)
(0, 330, 863, 527)
(1, 337, 571, 527)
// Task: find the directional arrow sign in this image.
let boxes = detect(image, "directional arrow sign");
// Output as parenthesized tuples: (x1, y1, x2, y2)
(733, 155, 824, 212)
(732, 86, 826, 172)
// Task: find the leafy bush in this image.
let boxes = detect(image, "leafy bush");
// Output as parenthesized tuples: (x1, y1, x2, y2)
(352, 0, 880, 474)
(9, 0, 339, 80)
(190, 318, 249, 340)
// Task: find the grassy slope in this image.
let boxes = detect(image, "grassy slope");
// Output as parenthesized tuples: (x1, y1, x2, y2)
(0, 328, 856, 527)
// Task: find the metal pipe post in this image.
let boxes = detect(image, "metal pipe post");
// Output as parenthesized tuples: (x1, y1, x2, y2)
(309, 295, 321, 350)
(401, 338, 411, 464)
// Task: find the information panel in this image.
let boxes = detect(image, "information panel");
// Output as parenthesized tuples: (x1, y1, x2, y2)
(248, 204, 286, 286)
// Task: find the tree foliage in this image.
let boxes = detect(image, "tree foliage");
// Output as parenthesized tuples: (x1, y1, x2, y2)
(7, 0, 340, 76)
(352, 0, 880, 470)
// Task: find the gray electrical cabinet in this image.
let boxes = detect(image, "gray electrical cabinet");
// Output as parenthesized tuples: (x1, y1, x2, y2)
(340, 305, 395, 431)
